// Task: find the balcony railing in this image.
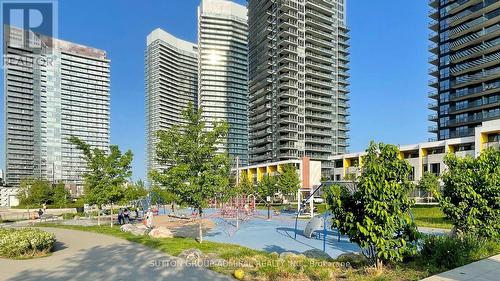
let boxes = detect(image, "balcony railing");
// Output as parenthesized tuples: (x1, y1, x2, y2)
(451, 37, 500, 62)
(453, 66, 500, 87)
(450, 96, 500, 113)
(451, 51, 500, 73)
(451, 24, 500, 50)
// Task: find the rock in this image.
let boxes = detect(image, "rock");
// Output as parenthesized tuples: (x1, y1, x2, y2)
(302, 249, 331, 260)
(120, 224, 135, 232)
(149, 226, 174, 238)
(120, 224, 148, 236)
(337, 252, 369, 267)
(279, 251, 296, 258)
(178, 248, 203, 261)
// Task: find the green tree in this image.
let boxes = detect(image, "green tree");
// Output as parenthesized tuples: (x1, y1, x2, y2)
(325, 142, 418, 269)
(238, 170, 255, 194)
(257, 174, 278, 220)
(150, 103, 230, 242)
(17, 178, 52, 207)
(69, 136, 133, 226)
(433, 149, 500, 238)
(52, 181, 71, 209)
(417, 172, 440, 193)
(122, 180, 148, 204)
(277, 164, 301, 199)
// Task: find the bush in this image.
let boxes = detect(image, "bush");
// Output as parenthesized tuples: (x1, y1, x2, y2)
(0, 228, 56, 258)
(419, 234, 500, 271)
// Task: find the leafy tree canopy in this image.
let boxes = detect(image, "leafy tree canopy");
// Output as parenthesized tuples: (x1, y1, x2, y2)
(69, 136, 133, 207)
(277, 164, 301, 196)
(434, 148, 500, 238)
(325, 141, 418, 268)
(149, 102, 231, 216)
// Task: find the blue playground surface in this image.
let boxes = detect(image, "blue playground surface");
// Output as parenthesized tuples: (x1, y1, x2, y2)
(202, 209, 360, 258)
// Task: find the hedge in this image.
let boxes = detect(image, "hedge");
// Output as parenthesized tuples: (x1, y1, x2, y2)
(0, 228, 56, 258)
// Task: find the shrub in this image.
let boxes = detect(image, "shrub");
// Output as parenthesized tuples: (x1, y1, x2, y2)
(0, 228, 56, 258)
(419, 234, 500, 271)
(435, 149, 500, 238)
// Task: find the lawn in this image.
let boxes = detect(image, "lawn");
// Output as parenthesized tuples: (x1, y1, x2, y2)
(40, 223, 432, 281)
(411, 205, 453, 229)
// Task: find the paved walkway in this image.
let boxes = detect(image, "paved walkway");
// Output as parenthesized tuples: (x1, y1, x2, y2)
(422, 254, 500, 281)
(0, 228, 233, 281)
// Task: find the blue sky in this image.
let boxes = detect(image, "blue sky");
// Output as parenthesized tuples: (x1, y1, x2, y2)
(0, 0, 430, 181)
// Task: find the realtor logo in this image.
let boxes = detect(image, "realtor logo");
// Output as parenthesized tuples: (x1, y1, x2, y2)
(2, 0, 57, 53)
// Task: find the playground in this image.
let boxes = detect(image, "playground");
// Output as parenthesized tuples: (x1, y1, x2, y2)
(204, 209, 360, 258)
(136, 183, 361, 259)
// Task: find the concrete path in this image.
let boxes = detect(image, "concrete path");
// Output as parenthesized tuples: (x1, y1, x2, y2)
(0, 227, 233, 281)
(421, 254, 500, 281)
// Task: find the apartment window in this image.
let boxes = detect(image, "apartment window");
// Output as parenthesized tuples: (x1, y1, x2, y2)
(409, 167, 415, 181)
(440, 129, 450, 139)
(440, 104, 450, 115)
(430, 163, 440, 175)
(422, 164, 428, 173)
(439, 31, 449, 43)
(440, 67, 450, 79)
(439, 117, 449, 127)
(439, 20, 448, 32)
(440, 91, 450, 103)
(440, 55, 450, 66)
(440, 80, 450, 91)
(440, 42, 450, 55)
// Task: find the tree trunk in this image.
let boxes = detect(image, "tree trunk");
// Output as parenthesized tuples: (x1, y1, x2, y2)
(376, 257, 383, 271)
(110, 203, 114, 227)
(198, 207, 203, 243)
(97, 205, 101, 226)
(267, 204, 270, 220)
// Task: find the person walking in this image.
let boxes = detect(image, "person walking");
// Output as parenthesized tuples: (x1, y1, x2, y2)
(146, 208, 153, 229)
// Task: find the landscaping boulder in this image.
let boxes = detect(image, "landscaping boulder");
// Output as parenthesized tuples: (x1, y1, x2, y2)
(337, 252, 369, 267)
(148, 226, 173, 238)
(120, 224, 149, 236)
(178, 248, 203, 261)
(279, 251, 297, 258)
(302, 249, 331, 260)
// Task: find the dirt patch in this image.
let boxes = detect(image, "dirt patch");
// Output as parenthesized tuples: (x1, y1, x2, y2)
(152, 215, 215, 238)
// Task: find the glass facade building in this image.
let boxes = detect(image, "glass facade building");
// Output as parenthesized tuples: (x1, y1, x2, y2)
(4, 27, 110, 193)
(429, 0, 500, 140)
(247, 0, 350, 176)
(145, 29, 198, 174)
(198, 0, 249, 166)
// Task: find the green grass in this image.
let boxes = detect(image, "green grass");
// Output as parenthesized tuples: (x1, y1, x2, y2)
(39, 223, 434, 281)
(411, 205, 453, 229)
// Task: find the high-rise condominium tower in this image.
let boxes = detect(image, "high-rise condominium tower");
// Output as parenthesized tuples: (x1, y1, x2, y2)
(145, 29, 198, 173)
(428, 0, 500, 140)
(248, 0, 350, 175)
(198, 0, 249, 166)
(3, 27, 110, 192)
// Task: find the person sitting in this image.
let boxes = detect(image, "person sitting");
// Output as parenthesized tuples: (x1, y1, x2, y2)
(124, 208, 130, 224)
(117, 208, 124, 225)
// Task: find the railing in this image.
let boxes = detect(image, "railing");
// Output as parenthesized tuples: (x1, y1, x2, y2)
(451, 24, 500, 49)
(450, 96, 500, 113)
(451, 37, 500, 61)
(451, 51, 500, 73)
(453, 66, 500, 87)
